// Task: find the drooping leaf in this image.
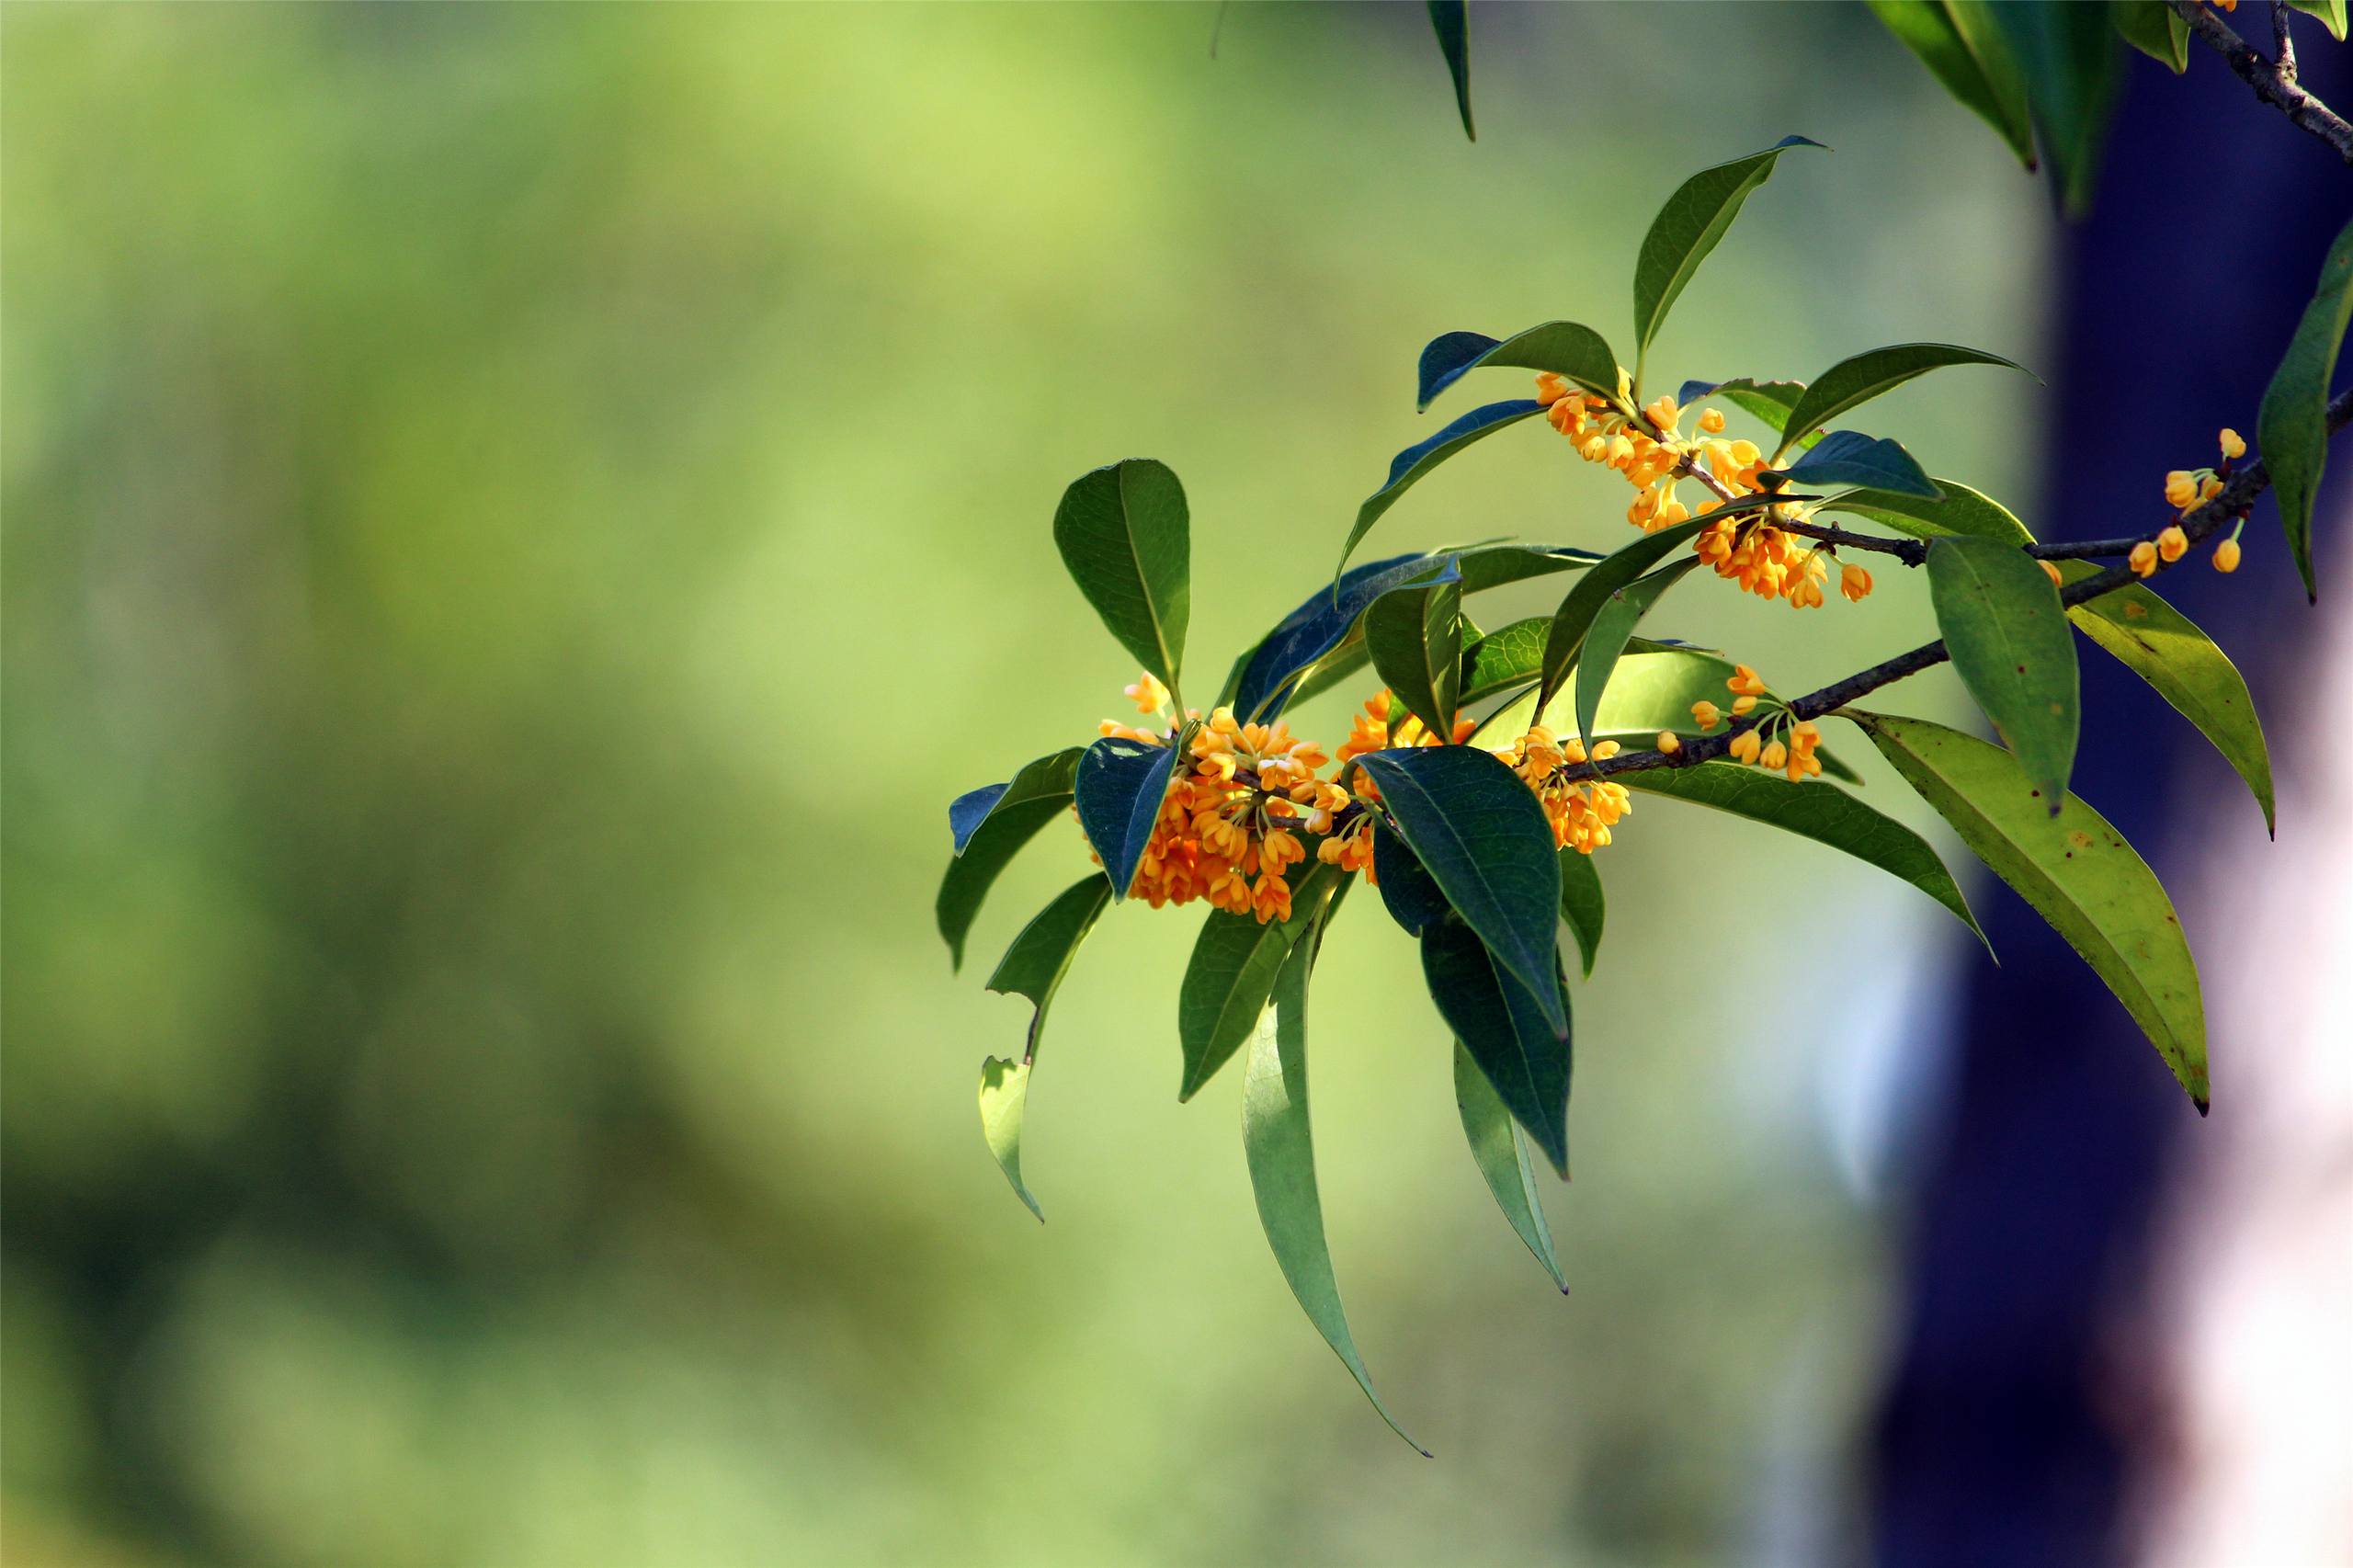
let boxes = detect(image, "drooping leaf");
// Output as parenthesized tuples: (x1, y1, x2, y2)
(1993, 0, 2122, 215)
(979, 876, 1114, 1220)
(1852, 711, 2206, 1108)
(1356, 745, 1565, 1035)
(2288, 0, 2349, 41)
(1761, 430, 1941, 497)
(1373, 823, 1449, 937)
(1453, 1040, 1567, 1290)
(1677, 377, 1823, 449)
(1775, 343, 2031, 458)
(1426, 0, 1474, 140)
(1869, 0, 2037, 167)
(2109, 0, 2189, 72)
(1416, 322, 1620, 412)
(1338, 401, 1547, 580)
(1574, 558, 1701, 754)
(1243, 926, 1427, 1452)
(1420, 913, 1572, 1174)
(1452, 540, 1608, 594)
(1926, 535, 2079, 808)
(1535, 519, 1710, 710)
(1052, 459, 1190, 690)
(1820, 477, 2033, 544)
(1556, 847, 1605, 978)
(1074, 736, 1179, 900)
(1616, 762, 1985, 946)
(1176, 862, 1336, 1100)
(1365, 562, 1466, 741)
(1631, 136, 1825, 369)
(2055, 561, 2274, 833)
(2256, 212, 2353, 601)
(938, 747, 1086, 969)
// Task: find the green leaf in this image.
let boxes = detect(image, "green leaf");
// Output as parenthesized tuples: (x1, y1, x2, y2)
(1453, 1040, 1567, 1290)
(1821, 478, 2033, 544)
(1417, 322, 1620, 412)
(1617, 762, 1986, 947)
(1372, 823, 1449, 937)
(2056, 562, 2274, 834)
(1677, 377, 1823, 449)
(1052, 459, 1190, 691)
(1243, 924, 1427, 1453)
(1926, 535, 2079, 807)
(1775, 343, 2031, 458)
(1556, 847, 1605, 978)
(2256, 213, 2353, 602)
(979, 876, 1114, 1220)
(1535, 519, 1710, 711)
(1852, 711, 2206, 1108)
(1420, 913, 1572, 1174)
(1355, 745, 1566, 1036)
(1993, 0, 2122, 215)
(1365, 562, 1466, 740)
(2110, 0, 2188, 72)
(1461, 617, 1549, 707)
(1426, 0, 1474, 140)
(1869, 0, 2037, 167)
(1631, 136, 1824, 369)
(1574, 558, 1700, 754)
(1339, 401, 1546, 579)
(938, 748, 1086, 969)
(2289, 0, 2349, 40)
(1074, 736, 1178, 900)
(1762, 430, 1941, 497)
(1176, 863, 1336, 1100)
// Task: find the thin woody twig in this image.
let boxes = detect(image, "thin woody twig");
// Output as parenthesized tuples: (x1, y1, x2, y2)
(2177, 0, 2353, 162)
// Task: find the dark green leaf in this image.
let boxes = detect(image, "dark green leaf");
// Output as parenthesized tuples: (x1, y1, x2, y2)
(1426, 0, 1474, 139)
(1416, 322, 1620, 412)
(1535, 519, 1709, 711)
(1926, 535, 2079, 807)
(1453, 1040, 1566, 1290)
(1052, 459, 1190, 690)
(2056, 561, 2273, 833)
(1556, 847, 1605, 978)
(938, 747, 1086, 969)
(1993, 0, 2121, 215)
(2289, 0, 2348, 40)
(979, 875, 1114, 1220)
(2256, 213, 2353, 601)
(1775, 343, 2031, 458)
(1821, 477, 2033, 543)
(1356, 745, 1565, 1035)
(1618, 762, 1985, 946)
(1243, 924, 1427, 1452)
(1421, 914, 1572, 1174)
(1762, 430, 1941, 497)
(1373, 824, 1449, 937)
(2110, 0, 2188, 72)
(1074, 736, 1178, 900)
(1365, 562, 1465, 740)
(1631, 136, 1824, 368)
(1461, 616, 1549, 708)
(1176, 863, 1336, 1100)
(1677, 377, 1823, 449)
(1574, 558, 1700, 754)
(1869, 0, 2037, 166)
(1339, 401, 1546, 579)
(1853, 711, 2206, 1108)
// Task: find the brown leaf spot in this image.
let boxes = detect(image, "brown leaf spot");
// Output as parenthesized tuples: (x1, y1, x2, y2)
(2068, 830, 2094, 850)
(2122, 602, 2147, 620)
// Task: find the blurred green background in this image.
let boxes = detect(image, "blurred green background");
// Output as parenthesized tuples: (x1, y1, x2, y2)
(4, 5, 2051, 1564)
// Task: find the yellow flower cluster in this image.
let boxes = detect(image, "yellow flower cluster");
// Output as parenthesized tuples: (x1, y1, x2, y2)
(2146, 428, 2247, 577)
(1495, 724, 1633, 854)
(1684, 664, 1824, 783)
(1532, 372, 1871, 609)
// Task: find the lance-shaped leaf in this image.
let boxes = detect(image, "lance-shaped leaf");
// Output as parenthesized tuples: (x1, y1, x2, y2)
(1869, 0, 2037, 167)
(1421, 913, 1572, 1175)
(1052, 458, 1190, 689)
(1926, 535, 2078, 809)
(1821, 477, 2032, 544)
(1557, 847, 1605, 978)
(1176, 862, 1336, 1100)
(938, 747, 1086, 969)
(2256, 212, 2353, 602)
(1416, 322, 1620, 412)
(2054, 561, 2273, 833)
(1492, 646, 1860, 784)
(1074, 736, 1178, 901)
(1574, 558, 1700, 754)
(1356, 746, 1566, 1036)
(1464, 619, 1702, 713)
(1678, 377, 1823, 449)
(1426, 0, 1473, 140)
(1536, 519, 1709, 710)
(1243, 926, 1427, 1453)
(1453, 1040, 1566, 1290)
(1373, 824, 1449, 936)
(2110, 0, 2189, 72)
(1760, 430, 1941, 497)
(1616, 762, 1985, 946)
(1993, 0, 2121, 215)
(1339, 401, 1547, 579)
(979, 876, 1113, 1221)
(1365, 562, 1465, 740)
(1852, 711, 2206, 1108)
(1631, 136, 1824, 367)
(2289, 0, 2348, 40)
(1775, 343, 2030, 458)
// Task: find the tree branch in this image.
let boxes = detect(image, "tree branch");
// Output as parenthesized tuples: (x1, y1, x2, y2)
(2177, 0, 2353, 162)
